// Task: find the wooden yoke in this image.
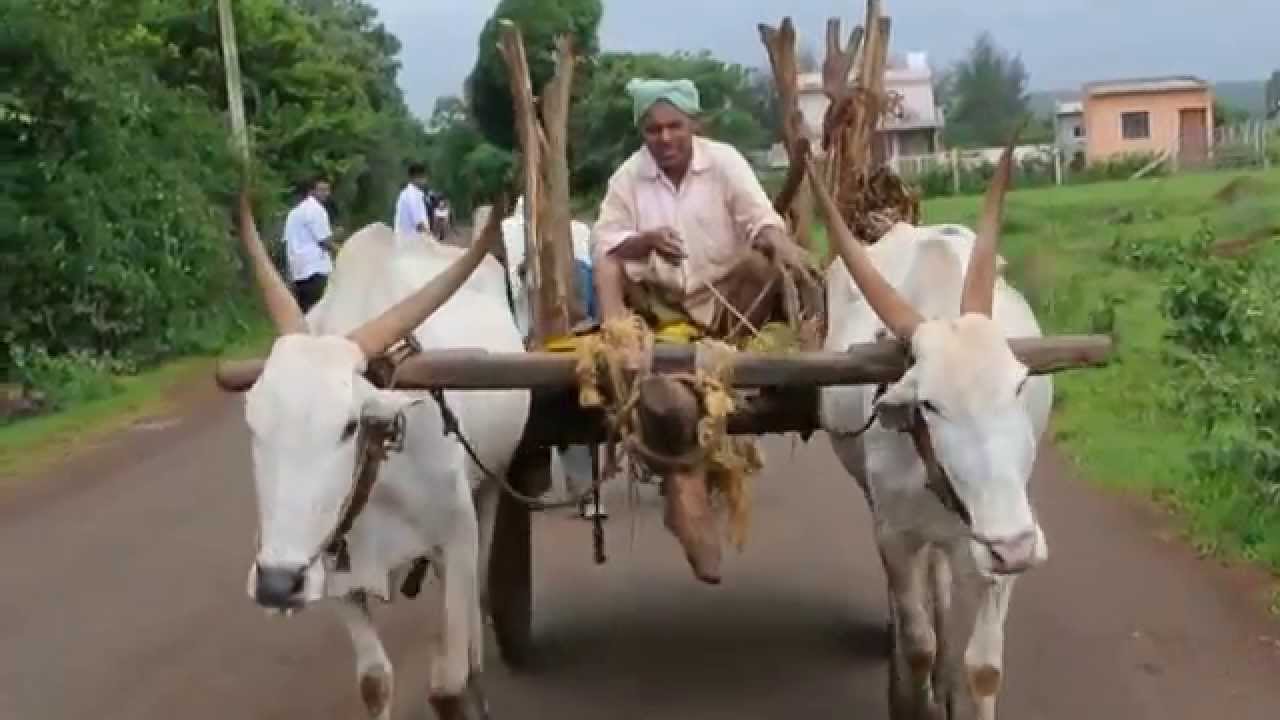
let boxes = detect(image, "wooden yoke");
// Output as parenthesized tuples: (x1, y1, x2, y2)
(497, 23, 582, 347)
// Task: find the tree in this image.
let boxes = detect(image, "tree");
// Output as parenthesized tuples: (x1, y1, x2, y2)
(938, 32, 1031, 148)
(466, 0, 603, 150)
(1214, 100, 1251, 128)
(0, 0, 431, 387)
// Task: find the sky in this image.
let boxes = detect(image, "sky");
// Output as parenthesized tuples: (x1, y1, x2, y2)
(369, 0, 1278, 120)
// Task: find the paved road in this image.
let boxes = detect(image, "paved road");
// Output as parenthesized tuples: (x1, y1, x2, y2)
(1, 383, 1279, 720)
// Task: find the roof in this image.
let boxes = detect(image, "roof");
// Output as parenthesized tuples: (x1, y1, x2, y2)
(1084, 76, 1210, 97)
(1055, 100, 1083, 116)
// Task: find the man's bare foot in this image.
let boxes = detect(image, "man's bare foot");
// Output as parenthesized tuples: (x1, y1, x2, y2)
(662, 469, 722, 584)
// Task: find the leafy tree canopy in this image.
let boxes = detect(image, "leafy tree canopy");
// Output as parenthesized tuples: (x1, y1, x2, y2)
(938, 31, 1031, 148)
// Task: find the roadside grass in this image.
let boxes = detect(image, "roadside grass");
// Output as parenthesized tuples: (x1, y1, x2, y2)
(919, 168, 1280, 576)
(0, 323, 272, 481)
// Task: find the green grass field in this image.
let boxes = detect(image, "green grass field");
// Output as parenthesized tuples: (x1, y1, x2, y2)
(917, 168, 1280, 575)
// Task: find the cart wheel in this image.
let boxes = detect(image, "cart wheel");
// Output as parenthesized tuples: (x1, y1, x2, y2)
(488, 448, 546, 670)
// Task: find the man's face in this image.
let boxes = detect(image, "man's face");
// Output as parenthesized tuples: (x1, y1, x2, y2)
(312, 181, 332, 203)
(411, 174, 426, 189)
(641, 102, 695, 176)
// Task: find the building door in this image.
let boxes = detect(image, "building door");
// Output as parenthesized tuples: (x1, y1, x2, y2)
(1179, 107, 1209, 168)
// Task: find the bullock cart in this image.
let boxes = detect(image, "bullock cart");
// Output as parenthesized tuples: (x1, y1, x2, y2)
(213, 6, 1115, 706)
(217, 334, 1112, 669)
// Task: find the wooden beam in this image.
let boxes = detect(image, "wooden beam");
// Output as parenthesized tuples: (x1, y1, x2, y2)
(215, 335, 1114, 394)
(384, 335, 1113, 390)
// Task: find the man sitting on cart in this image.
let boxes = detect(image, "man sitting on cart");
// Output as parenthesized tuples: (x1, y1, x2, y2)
(591, 77, 815, 584)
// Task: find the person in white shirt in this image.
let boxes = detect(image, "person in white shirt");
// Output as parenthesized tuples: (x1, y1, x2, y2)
(394, 163, 431, 238)
(281, 176, 336, 312)
(500, 198, 605, 519)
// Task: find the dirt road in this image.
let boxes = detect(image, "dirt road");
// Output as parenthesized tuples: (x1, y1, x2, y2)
(1, 384, 1278, 720)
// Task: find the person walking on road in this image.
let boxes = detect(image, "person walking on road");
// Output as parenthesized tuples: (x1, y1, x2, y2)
(281, 176, 338, 313)
(394, 163, 432, 239)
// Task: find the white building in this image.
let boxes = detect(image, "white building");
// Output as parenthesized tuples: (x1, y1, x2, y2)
(793, 51, 945, 164)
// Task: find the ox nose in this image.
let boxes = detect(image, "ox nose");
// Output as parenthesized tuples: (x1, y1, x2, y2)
(978, 530, 1039, 575)
(254, 563, 306, 609)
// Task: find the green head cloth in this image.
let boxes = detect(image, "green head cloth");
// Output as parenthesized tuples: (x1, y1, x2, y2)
(626, 78, 701, 126)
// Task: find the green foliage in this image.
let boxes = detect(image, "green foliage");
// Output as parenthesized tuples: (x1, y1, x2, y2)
(1215, 100, 1252, 128)
(1, 0, 429, 406)
(467, 0, 604, 150)
(925, 167, 1280, 571)
(424, 100, 515, 217)
(937, 32, 1031, 148)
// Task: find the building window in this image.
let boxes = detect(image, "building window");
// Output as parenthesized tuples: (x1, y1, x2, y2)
(1121, 111, 1150, 140)
(1073, 125, 1085, 138)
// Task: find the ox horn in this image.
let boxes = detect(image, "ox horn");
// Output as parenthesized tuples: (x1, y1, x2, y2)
(959, 123, 1022, 318)
(805, 158, 923, 341)
(346, 194, 510, 359)
(237, 190, 308, 335)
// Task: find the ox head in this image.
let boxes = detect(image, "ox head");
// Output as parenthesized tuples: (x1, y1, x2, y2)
(218, 191, 504, 612)
(808, 141, 1044, 578)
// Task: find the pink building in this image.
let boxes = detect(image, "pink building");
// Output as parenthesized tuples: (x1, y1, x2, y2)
(1082, 76, 1215, 167)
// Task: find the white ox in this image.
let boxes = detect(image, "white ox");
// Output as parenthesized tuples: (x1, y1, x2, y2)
(812, 151, 1051, 719)
(220, 193, 529, 720)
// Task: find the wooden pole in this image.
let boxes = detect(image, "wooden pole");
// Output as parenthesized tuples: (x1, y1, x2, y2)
(213, 334, 1115, 393)
(497, 23, 547, 344)
(498, 22, 578, 345)
(216, 0, 250, 174)
(759, 18, 814, 251)
(538, 36, 583, 329)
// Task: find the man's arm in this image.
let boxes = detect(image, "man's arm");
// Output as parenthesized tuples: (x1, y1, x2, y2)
(413, 193, 430, 235)
(592, 176, 684, 263)
(720, 145, 807, 265)
(307, 203, 341, 255)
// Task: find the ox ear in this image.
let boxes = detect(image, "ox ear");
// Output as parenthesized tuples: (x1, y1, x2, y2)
(361, 390, 425, 424)
(875, 372, 920, 432)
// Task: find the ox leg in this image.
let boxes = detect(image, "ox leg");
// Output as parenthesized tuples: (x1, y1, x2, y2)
(428, 523, 490, 720)
(472, 480, 499, 621)
(337, 592, 394, 720)
(963, 575, 1015, 720)
(879, 528, 941, 720)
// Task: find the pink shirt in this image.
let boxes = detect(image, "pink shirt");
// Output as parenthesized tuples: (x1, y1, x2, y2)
(591, 137, 786, 315)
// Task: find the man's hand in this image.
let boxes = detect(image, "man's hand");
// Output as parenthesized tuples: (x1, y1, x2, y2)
(609, 226, 687, 264)
(643, 227, 687, 264)
(754, 227, 811, 270)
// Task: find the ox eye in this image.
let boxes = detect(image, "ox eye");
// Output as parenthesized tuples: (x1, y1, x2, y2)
(341, 419, 359, 442)
(919, 400, 940, 415)
(1016, 378, 1029, 396)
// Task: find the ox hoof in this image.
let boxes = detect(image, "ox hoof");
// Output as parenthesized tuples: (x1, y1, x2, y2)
(968, 664, 1002, 698)
(430, 680, 490, 720)
(359, 666, 393, 720)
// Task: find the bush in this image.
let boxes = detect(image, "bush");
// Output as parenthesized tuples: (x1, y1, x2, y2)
(1159, 220, 1280, 507)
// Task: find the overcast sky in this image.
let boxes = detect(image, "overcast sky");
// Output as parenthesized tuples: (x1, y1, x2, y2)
(370, 0, 1277, 119)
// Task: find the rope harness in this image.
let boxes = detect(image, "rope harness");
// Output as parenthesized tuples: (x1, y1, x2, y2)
(848, 380, 969, 523)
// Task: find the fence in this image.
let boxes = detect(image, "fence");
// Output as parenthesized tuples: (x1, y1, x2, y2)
(1212, 118, 1275, 171)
